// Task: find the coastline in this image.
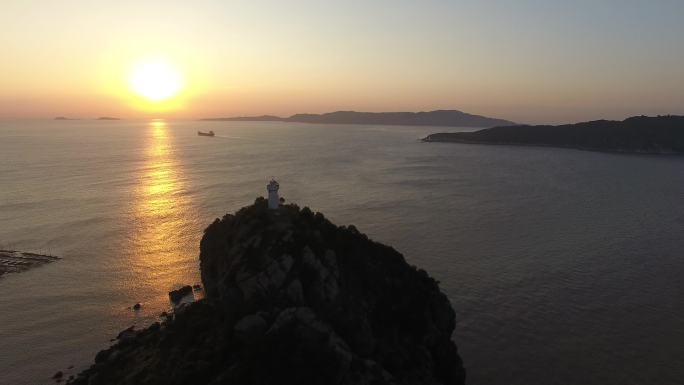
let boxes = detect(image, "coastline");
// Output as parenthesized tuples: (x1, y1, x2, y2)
(422, 115, 684, 155)
(421, 137, 684, 155)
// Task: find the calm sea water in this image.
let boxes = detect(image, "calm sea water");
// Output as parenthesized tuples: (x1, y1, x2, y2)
(0, 119, 683, 385)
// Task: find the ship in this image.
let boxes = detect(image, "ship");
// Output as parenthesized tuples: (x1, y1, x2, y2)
(198, 130, 215, 137)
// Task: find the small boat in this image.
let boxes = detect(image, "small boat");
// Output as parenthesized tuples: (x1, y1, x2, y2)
(198, 130, 215, 137)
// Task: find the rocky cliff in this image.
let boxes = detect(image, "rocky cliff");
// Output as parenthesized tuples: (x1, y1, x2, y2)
(67, 199, 465, 385)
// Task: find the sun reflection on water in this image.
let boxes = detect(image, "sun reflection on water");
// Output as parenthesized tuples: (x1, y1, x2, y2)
(121, 120, 200, 318)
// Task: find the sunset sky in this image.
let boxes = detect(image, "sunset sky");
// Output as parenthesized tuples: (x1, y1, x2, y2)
(2, 0, 683, 123)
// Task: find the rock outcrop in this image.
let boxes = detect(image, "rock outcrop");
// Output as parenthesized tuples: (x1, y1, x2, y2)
(168, 285, 193, 303)
(0, 250, 59, 277)
(67, 198, 465, 385)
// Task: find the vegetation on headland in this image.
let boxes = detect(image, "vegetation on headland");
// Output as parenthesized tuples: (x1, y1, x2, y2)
(65, 199, 465, 385)
(423, 115, 684, 154)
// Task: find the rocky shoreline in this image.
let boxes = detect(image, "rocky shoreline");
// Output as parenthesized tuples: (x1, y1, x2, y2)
(65, 198, 465, 385)
(0, 249, 59, 277)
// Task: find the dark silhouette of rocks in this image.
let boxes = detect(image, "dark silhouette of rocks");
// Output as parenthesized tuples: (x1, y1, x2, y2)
(66, 199, 465, 385)
(0, 250, 59, 277)
(115, 326, 137, 342)
(168, 285, 193, 303)
(202, 109, 513, 128)
(423, 115, 684, 154)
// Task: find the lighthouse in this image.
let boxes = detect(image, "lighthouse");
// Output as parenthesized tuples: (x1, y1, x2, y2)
(267, 179, 280, 209)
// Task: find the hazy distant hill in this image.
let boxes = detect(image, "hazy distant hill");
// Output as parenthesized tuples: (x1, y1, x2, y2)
(212, 115, 283, 122)
(423, 115, 684, 154)
(202, 110, 514, 128)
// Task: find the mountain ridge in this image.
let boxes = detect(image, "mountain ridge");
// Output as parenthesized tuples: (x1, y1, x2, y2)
(423, 115, 684, 154)
(201, 109, 514, 128)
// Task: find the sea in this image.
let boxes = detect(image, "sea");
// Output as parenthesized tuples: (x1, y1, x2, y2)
(0, 119, 683, 385)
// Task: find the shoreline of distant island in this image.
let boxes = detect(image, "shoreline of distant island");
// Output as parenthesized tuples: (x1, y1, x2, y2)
(200, 109, 515, 128)
(422, 115, 684, 154)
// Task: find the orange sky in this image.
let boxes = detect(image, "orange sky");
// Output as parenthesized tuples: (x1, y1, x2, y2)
(1, 1, 683, 124)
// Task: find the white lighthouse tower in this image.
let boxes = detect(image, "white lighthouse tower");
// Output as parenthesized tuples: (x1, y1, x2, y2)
(267, 179, 280, 209)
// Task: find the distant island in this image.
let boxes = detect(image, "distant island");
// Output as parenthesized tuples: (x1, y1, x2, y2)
(202, 109, 515, 128)
(54, 116, 121, 120)
(423, 115, 684, 154)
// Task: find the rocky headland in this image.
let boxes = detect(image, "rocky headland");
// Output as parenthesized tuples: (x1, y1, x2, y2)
(423, 115, 684, 154)
(66, 198, 465, 385)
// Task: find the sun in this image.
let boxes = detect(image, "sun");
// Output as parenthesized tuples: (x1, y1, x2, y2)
(128, 59, 183, 102)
